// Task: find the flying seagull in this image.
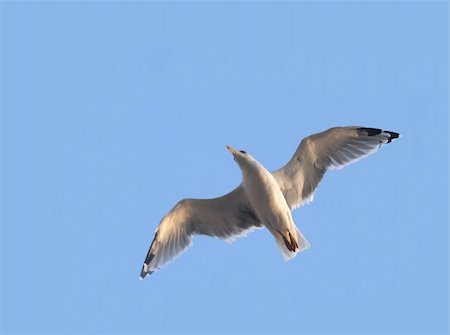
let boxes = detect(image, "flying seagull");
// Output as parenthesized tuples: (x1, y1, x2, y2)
(140, 126, 400, 279)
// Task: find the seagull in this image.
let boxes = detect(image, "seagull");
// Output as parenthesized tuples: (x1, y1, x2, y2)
(140, 126, 400, 279)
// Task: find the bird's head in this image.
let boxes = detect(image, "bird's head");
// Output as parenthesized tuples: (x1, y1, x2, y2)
(226, 145, 255, 168)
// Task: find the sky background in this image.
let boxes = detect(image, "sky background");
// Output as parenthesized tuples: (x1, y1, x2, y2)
(0, 1, 448, 334)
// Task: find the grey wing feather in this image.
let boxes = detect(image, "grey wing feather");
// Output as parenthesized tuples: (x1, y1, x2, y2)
(272, 126, 400, 210)
(140, 186, 261, 279)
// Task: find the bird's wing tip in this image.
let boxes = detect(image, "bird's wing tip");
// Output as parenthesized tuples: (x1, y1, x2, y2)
(140, 264, 149, 280)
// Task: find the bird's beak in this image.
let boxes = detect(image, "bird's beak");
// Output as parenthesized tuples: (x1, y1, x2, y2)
(226, 145, 237, 155)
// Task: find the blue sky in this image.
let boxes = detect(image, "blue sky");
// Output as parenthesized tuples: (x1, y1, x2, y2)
(0, 1, 448, 334)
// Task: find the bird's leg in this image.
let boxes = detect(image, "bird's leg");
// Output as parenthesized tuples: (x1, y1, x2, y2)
(277, 230, 295, 252)
(289, 231, 299, 251)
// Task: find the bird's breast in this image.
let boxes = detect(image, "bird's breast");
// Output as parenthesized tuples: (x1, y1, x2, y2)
(242, 169, 291, 230)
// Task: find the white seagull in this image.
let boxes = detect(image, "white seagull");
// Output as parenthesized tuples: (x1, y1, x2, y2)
(140, 126, 400, 279)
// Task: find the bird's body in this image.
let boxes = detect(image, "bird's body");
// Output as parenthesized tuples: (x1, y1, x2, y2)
(140, 126, 400, 279)
(236, 150, 309, 259)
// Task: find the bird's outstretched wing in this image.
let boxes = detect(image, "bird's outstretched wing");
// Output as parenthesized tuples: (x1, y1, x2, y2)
(140, 186, 262, 279)
(272, 127, 400, 210)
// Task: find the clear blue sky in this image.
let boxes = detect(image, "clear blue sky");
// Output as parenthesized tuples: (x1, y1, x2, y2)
(0, 2, 448, 334)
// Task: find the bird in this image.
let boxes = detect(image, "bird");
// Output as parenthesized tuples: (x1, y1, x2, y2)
(140, 126, 400, 279)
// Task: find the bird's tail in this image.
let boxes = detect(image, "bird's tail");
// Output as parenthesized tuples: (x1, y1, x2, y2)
(272, 226, 310, 261)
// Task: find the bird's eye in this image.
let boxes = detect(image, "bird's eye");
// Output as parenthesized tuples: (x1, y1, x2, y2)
(239, 150, 247, 154)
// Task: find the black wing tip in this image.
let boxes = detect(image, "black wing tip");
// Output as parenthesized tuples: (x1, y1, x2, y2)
(357, 127, 400, 144)
(385, 131, 400, 143)
(358, 127, 383, 136)
(140, 232, 158, 280)
(140, 267, 148, 280)
(140, 251, 156, 280)
(140, 264, 154, 280)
